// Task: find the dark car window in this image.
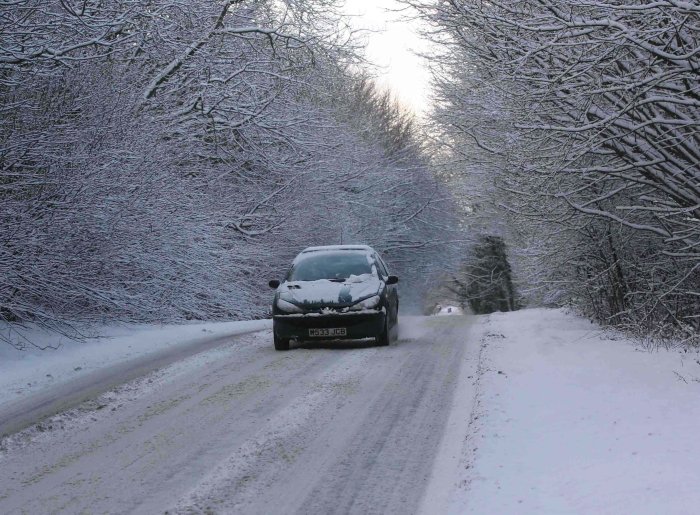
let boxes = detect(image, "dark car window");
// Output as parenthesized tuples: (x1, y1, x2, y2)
(287, 253, 373, 281)
(374, 255, 388, 278)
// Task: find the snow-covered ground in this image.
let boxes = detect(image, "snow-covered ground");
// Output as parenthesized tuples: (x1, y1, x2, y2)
(0, 316, 473, 514)
(427, 308, 700, 514)
(0, 320, 270, 410)
(2, 309, 698, 514)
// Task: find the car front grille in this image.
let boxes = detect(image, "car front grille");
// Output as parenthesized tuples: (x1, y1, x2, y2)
(277, 313, 380, 328)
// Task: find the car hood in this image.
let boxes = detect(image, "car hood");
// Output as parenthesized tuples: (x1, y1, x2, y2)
(279, 274, 382, 309)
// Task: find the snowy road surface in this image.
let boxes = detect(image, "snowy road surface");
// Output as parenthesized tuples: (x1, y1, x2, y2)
(0, 323, 271, 440)
(0, 315, 476, 514)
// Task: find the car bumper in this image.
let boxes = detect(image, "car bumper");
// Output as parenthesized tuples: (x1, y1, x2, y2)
(273, 311, 385, 341)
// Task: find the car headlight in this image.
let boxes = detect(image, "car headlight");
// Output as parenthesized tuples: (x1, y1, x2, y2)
(276, 298, 304, 313)
(349, 295, 381, 311)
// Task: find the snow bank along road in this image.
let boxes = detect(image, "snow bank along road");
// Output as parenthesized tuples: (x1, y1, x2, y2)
(441, 309, 700, 515)
(0, 315, 478, 514)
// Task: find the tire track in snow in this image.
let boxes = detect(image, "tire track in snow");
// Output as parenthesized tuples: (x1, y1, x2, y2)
(169, 349, 377, 514)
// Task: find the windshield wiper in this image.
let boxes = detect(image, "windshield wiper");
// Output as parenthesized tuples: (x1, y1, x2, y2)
(328, 278, 346, 282)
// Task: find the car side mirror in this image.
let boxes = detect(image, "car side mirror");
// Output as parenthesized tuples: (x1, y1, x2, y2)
(268, 279, 281, 289)
(386, 275, 399, 285)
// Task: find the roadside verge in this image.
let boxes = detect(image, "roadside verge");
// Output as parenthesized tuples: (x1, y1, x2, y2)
(428, 308, 700, 515)
(0, 320, 271, 438)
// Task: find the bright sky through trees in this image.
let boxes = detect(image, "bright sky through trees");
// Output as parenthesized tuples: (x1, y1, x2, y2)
(343, 0, 431, 114)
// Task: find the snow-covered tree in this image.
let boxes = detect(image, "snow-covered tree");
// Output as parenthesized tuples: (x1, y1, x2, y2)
(1, 0, 463, 346)
(406, 0, 700, 342)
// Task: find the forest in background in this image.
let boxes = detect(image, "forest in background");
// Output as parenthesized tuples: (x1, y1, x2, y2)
(409, 0, 700, 345)
(1, 0, 466, 347)
(5, 0, 700, 349)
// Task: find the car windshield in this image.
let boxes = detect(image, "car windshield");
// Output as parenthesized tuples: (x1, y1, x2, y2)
(288, 252, 373, 282)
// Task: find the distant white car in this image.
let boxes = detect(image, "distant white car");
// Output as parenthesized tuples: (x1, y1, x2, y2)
(435, 305, 463, 316)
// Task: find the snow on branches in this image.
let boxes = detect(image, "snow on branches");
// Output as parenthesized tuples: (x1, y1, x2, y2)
(408, 0, 700, 342)
(1, 0, 459, 345)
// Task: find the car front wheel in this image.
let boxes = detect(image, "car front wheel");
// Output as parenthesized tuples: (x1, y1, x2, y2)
(376, 318, 390, 347)
(274, 334, 290, 351)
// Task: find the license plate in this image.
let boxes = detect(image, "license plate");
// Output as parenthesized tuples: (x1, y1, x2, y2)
(309, 328, 347, 338)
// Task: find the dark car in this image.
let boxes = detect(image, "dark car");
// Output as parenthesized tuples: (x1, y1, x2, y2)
(268, 245, 399, 351)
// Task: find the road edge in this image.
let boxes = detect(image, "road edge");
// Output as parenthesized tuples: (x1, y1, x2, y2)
(0, 324, 271, 439)
(418, 314, 487, 514)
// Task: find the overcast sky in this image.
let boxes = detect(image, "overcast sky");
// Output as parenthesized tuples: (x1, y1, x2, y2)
(342, 0, 431, 115)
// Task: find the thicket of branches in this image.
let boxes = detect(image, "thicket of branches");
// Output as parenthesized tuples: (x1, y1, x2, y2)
(408, 0, 700, 344)
(449, 236, 517, 315)
(1, 0, 463, 347)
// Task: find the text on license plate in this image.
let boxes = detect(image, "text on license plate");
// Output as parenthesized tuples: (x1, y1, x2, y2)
(309, 328, 347, 338)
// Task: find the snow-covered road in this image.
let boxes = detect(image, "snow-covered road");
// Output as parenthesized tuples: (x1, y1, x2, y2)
(0, 315, 477, 514)
(0, 323, 271, 440)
